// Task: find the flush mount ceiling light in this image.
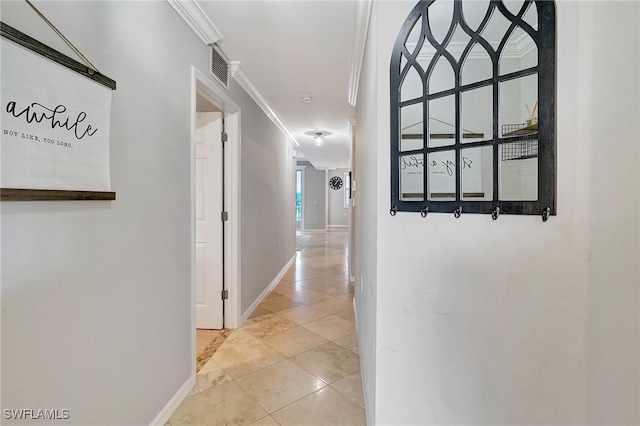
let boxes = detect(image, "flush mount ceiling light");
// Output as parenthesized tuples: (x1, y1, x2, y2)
(301, 95, 313, 103)
(304, 130, 332, 147)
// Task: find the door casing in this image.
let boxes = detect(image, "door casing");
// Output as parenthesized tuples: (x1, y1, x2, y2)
(190, 67, 241, 374)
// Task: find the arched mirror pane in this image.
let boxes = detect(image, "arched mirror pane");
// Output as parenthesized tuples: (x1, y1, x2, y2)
(428, 95, 455, 148)
(401, 66, 423, 102)
(480, 6, 511, 52)
(499, 148, 537, 201)
(461, 146, 493, 201)
(499, 73, 538, 202)
(415, 44, 436, 72)
(449, 25, 471, 62)
(461, 86, 492, 143)
(429, 56, 455, 93)
(401, 103, 424, 151)
(428, 0, 454, 45)
(523, 2, 538, 29)
(461, 0, 490, 32)
(427, 150, 456, 201)
(502, 0, 526, 17)
(499, 27, 537, 75)
(400, 154, 424, 201)
(499, 73, 538, 136)
(461, 43, 492, 85)
(406, 17, 423, 55)
(390, 0, 554, 216)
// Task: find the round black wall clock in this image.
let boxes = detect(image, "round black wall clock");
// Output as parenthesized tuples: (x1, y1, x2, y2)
(329, 176, 343, 190)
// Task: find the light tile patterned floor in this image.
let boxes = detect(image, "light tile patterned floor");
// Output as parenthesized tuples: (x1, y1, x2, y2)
(168, 230, 365, 425)
(195, 329, 231, 372)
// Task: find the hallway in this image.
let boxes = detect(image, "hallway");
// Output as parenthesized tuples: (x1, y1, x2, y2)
(168, 230, 365, 425)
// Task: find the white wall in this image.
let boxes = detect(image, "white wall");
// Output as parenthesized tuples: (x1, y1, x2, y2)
(354, 7, 379, 422)
(328, 168, 349, 227)
(231, 81, 296, 314)
(0, 1, 296, 424)
(1, 2, 203, 424)
(355, 1, 639, 424)
(581, 2, 640, 422)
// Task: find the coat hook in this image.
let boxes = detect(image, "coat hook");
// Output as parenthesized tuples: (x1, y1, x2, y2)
(454, 206, 462, 218)
(491, 206, 500, 220)
(390, 207, 397, 216)
(421, 207, 428, 218)
(542, 206, 551, 222)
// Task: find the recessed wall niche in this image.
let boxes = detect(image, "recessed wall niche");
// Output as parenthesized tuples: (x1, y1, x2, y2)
(390, 0, 556, 221)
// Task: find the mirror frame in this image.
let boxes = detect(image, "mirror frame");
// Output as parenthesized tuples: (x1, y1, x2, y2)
(390, 0, 556, 218)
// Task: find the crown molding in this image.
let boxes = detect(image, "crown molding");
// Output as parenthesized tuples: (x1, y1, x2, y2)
(167, 0, 222, 45)
(230, 62, 299, 148)
(229, 61, 241, 77)
(347, 0, 373, 106)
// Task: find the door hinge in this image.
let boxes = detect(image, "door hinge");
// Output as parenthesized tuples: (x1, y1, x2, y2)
(221, 132, 228, 143)
(221, 211, 229, 221)
(222, 290, 229, 300)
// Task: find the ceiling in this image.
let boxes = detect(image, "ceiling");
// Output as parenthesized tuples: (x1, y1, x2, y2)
(198, 0, 358, 170)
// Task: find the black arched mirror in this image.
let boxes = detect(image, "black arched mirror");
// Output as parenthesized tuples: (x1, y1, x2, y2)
(390, 0, 555, 220)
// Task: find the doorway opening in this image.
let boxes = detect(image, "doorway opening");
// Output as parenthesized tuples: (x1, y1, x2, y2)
(190, 67, 241, 374)
(194, 105, 224, 331)
(296, 168, 304, 231)
(194, 102, 225, 364)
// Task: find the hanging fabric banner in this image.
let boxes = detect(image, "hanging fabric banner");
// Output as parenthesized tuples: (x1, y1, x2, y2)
(1, 37, 112, 192)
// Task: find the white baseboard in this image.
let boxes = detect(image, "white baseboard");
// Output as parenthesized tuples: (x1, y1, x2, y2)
(353, 296, 369, 422)
(353, 297, 358, 333)
(327, 225, 348, 229)
(240, 254, 296, 324)
(361, 364, 372, 425)
(149, 373, 195, 426)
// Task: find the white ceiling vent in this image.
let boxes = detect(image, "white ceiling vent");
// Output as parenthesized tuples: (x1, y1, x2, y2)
(210, 44, 230, 89)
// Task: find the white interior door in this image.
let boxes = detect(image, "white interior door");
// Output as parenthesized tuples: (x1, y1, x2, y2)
(195, 111, 223, 329)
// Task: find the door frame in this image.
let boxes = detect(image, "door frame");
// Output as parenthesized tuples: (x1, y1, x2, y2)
(190, 67, 242, 371)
